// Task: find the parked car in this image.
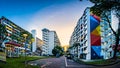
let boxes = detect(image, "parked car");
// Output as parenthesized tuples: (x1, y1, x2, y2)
(66, 54, 72, 59)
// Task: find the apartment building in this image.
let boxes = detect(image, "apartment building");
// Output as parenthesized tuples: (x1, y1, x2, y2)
(42, 28, 61, 56)
(100, 12, 115, 59)
(69, 8, 91, 60)
(0, 16, 33, 57)
(69, 7, 115, 60)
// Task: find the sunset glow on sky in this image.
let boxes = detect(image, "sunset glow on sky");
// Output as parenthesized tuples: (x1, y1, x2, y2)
(0, 0, 94, 46)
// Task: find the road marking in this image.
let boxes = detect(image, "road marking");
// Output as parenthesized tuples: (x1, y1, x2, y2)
(65, 57, 78, 67)
(65, 57, 82, 68)
(65, 57, 67, 67)
(67, 65, 83, 67)
(41, 62, 52, 68)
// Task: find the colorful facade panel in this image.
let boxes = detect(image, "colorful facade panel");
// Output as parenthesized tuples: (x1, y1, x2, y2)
(90, 14, 101, 59)
(91, 46, 101, 59)
(90, 15, 99, 32)
(91, 34, 101, 45)
(91, 14, 100, 22)
(91, 25, 101, 36)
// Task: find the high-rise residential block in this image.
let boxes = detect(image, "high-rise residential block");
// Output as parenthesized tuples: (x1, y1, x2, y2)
(42, 28, 61, 56)
(69, 7, 115, 60)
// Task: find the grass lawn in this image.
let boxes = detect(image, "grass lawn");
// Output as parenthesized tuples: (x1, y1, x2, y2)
(88, 56, 120, 65)
(0, 56, 53, 68)
(84, 59, 115, 65)
(118, 56, 120, 59)
(76, 58, 117, 65)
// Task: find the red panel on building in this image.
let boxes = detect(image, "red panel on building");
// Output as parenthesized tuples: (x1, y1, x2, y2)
(91, 34, 101, 46)
(91, 14, 100, 22)
(5, 42, 21, 47)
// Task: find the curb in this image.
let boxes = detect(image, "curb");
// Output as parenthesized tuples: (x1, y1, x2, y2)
(73, 58, 120, 66)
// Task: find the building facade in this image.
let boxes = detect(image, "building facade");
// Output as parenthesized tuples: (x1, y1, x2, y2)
(100, 12, 115, 59)
(42, 28, 61, 56)
(35, 37, 43, 56)
(69, 7, 115, 60)
(69, 8, 91, 60)
(0, 16, 33, 57)
(31, 30, 37, 52)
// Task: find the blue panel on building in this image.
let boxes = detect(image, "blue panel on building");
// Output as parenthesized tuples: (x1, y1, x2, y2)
(90, 15, 99, 32)
(91, 46, 101, 59)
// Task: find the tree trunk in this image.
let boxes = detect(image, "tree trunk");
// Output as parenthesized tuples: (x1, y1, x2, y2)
(113, 18, 120, 59)
(113, 34, 119, 59)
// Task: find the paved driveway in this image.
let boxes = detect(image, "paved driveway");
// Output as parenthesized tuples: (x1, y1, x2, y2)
(28, 56, 120, 68)
(28, 56, 65, 68)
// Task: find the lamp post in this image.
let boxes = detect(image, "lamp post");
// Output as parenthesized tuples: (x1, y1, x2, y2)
(23, 34, 28, 68)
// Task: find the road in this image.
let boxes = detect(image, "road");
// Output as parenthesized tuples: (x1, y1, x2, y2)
(28, 56, 120, 68)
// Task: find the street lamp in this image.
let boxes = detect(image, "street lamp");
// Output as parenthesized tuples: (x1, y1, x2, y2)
(23, 34, 28, 68)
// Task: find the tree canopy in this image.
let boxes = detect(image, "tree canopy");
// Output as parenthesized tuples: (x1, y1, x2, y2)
(0, 23, 8, 47)
(52, 46, 63, 57)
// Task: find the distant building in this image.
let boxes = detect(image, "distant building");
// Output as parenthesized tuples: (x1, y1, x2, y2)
(42, 28, 61, 56)
(36, 37, 43, 56)
(69, 7, 115, 60)
(31, 30, 37, 52)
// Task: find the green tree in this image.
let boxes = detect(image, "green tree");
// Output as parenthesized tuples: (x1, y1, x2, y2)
(89, 0, 120, 59)
(52, 46, 63, 56)
(20, 31, 34, 52)
(20, 31, 33, 44)
(0, 23, 8, 47)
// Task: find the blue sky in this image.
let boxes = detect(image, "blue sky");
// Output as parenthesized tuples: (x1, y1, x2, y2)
(0, 0, 94, 45)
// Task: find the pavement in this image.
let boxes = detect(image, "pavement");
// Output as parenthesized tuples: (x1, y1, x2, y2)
(65, 57, 95, 68)
(28, 56, 66, 68)
(28, 56, 120, 68)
